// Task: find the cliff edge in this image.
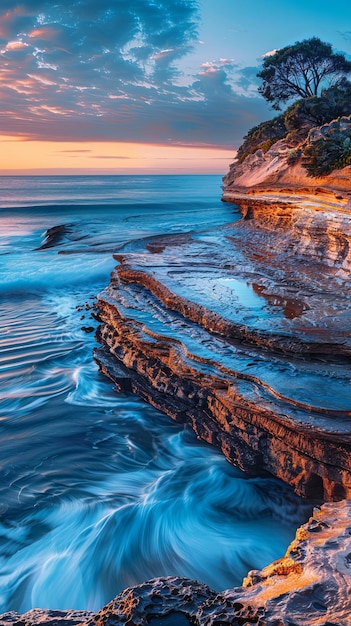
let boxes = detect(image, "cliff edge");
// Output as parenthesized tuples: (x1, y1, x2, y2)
(89, 125, 351, 620)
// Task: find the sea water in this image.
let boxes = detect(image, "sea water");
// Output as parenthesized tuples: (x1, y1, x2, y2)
(0, 175, 311, 613)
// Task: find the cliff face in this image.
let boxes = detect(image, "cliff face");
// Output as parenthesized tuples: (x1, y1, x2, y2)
(225, 196, 351, 277)
(2, 501, 351, 625)
(223, 114, 351, 194)
(84, 141, 351, 621)
(3, 153, 351, 623)
(223, 145, 351, 192)
(222, 118, 351, 287)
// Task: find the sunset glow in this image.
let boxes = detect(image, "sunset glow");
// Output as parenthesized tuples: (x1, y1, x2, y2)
(1, 0, 351, 618)
(0, 137, 235, 174)
(0, 0, 350, 173)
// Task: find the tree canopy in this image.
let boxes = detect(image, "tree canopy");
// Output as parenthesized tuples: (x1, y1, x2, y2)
(257, 37, 351, 109)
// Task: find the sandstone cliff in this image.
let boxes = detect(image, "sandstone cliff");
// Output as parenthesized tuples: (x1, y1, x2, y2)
(222, 115, 351, 196)
(93, 199, 351, 501)
(87, 140, 351, 621)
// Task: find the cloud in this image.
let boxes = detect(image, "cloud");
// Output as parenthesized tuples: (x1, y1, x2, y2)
(262, 49, 278, 57)
(5, 40, 29, 50)
(89, 155, 130, 159)
(0, 0, 271, 148)
(200, 58, 236, 72)
(235, 65, 262, 93)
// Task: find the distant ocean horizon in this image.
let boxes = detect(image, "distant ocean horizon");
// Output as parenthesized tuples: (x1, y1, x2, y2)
(0, 175, 311, 613)
(0, 174, 226, 209)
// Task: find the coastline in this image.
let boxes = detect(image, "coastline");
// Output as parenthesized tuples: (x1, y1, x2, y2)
(1, 174, 350, 624)
(89, 173, 351, 622)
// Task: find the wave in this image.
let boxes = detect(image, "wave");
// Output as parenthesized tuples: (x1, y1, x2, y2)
(0, 252, 117, 295)
(0, 436, 311, 613)
(0, 289, 312, 613)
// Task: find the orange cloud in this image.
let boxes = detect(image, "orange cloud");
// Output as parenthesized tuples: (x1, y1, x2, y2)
(5, 40, 28, 50)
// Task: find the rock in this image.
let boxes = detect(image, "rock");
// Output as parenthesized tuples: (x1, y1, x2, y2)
(90, 167, 351, 620)
(0, 609, 93, 626)
(36, 225, 75, 250)
(83, 577, 216, 626)
(223, 195, 351, 276)
(308, 114, 351, 143)
(94, 209, 351, 501)
(222, 115, 351, 197)
(197, 500, 351, 625)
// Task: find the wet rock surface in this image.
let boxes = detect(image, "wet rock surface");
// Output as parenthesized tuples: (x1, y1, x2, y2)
(94, 200, 351, 500)
(89, 182, 351, 619)
(0, 609, 93, 626)
(1, 502, 350, 625)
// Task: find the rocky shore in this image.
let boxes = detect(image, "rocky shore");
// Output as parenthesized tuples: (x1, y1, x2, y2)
(89, 154, 351, 621)
(3, 151, 351, 623)
(1, 500, 350, 625)
(93, 188, 351, 501)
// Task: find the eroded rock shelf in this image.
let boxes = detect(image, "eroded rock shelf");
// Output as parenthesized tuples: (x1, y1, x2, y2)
(94, 197, 351, 502)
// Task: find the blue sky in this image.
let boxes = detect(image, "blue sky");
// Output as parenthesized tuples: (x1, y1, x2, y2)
(198, 0, 351, 67)
(0, 0, 350, 172)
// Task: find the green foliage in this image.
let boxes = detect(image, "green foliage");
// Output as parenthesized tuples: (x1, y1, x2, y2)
(237, 51, 351, 176)
(237, 80, 351, 166)
(237, 115, 287, 162)
(302, 130, 351, 176)
(286, 148, 301, 164)
(257, 37, 351, 110)
(284, 79, 351, 131)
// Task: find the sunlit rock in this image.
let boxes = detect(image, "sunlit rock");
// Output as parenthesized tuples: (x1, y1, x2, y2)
(197, 500, 351, 625)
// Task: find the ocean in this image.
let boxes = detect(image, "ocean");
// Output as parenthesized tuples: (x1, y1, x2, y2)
(0, 175, 311, 613)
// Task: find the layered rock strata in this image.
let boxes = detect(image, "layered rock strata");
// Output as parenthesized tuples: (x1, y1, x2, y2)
(1, 501, 350, 625)
(94, 201, 351, 501)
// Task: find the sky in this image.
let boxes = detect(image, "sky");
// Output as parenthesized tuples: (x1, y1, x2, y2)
(0, 0, 351, 174)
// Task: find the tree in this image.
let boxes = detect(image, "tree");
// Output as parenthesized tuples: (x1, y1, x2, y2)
(284, 78, 351, 131)
(257, 37, 351, 110)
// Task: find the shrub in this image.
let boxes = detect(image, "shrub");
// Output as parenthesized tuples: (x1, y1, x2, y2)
(286, 148, 301, 164)
(284, 79, 351, 132)
(302, 130, 351, 176)
(237, 115, 287, 162)
(236, 79, 351, 166)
